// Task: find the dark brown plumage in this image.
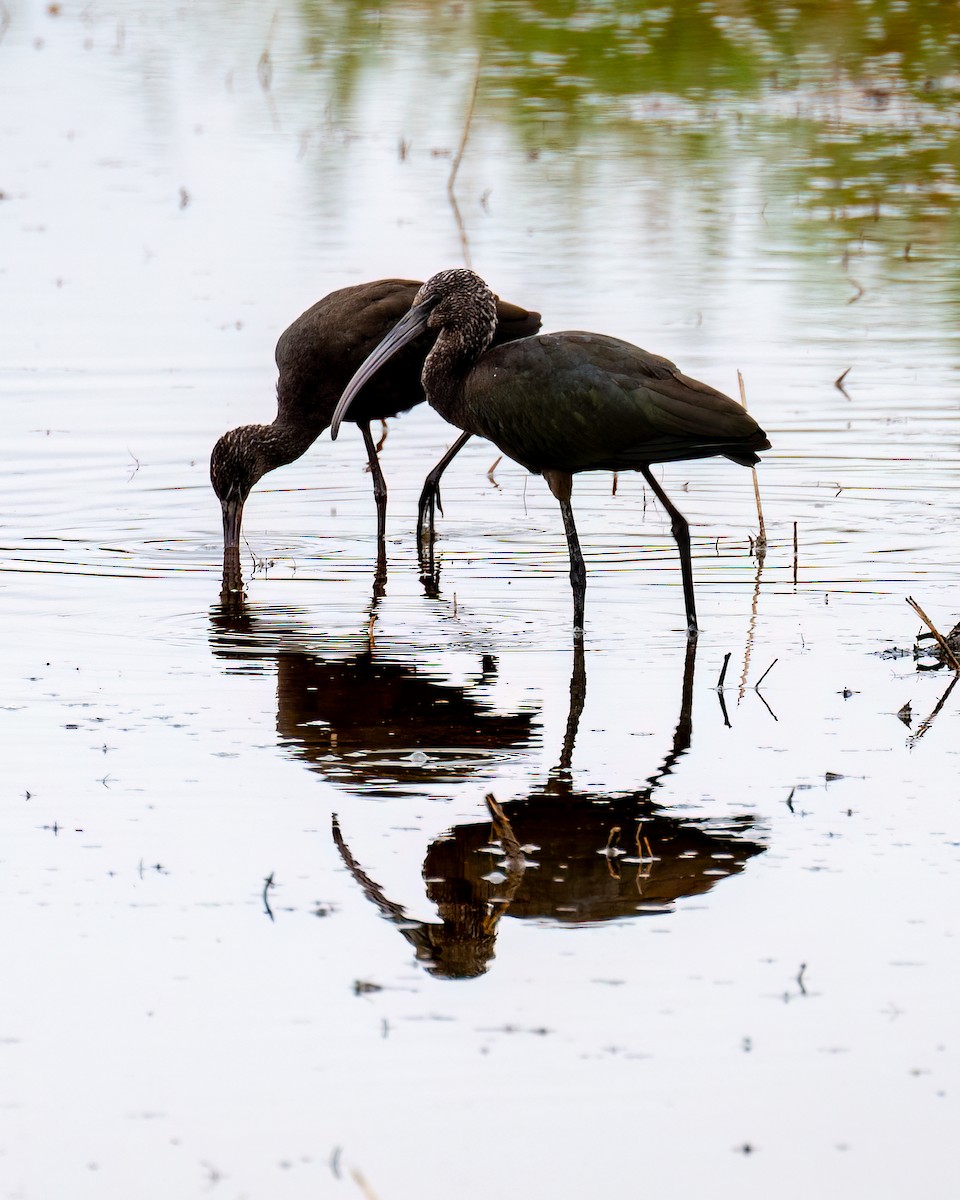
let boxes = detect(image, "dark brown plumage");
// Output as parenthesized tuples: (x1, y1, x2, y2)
(332, 269, 771, 637)
(209, 278, 540, 553)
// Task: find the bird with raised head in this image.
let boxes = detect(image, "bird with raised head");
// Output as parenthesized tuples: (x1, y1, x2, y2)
(331, 268, 770, 638)
(210, 278, 541, 556)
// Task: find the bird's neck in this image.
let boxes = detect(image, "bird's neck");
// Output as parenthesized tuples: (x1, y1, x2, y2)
(422, 326, 485, 424)
(255, 421, 320, 472)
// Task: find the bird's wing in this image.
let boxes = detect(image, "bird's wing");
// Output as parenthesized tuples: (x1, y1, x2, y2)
(274, 281, 426, 426)
(491, 297, 542, 344)
(273, 281, 542, 429)
(275, 280, 422, 378)
(464, 332, 766, 472)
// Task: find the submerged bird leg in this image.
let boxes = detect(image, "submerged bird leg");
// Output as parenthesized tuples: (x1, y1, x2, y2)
(359, 421, 388, 595)
(417, 431, 472, 543)
(640, 465, 699, 637)
(544, 469, 586, 640)
(359, 422, 388, 544)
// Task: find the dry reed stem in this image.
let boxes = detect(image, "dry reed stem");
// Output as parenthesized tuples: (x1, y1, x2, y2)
(906, 596, 960, 672)
(351, 1169, 380, 1200)
(737, 370, 767, 551)
(448, 57, 481, 197)
(447, 59, 481, 267)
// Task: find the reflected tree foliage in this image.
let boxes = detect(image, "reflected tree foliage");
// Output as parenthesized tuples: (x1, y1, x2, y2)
(290, 0, 960, 256)
(301, 1, 960, 107)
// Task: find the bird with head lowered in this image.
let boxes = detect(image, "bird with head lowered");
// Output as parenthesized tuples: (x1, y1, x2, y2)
(210, 278, 541, 558)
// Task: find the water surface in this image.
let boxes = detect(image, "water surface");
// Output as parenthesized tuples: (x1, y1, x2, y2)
(2, 3, 959, 1198)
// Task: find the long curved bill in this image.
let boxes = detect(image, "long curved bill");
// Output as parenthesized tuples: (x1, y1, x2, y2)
(330, 297, 435, 440)
(221, 496, 243, 552)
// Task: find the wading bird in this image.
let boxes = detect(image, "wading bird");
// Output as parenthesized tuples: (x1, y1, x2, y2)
(209, 278, 540, 557)
(331, 269, 770, 638)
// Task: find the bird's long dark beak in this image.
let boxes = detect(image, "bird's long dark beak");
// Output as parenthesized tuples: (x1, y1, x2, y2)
(221, 496, 243, 552)
(330, 297, 435, 440)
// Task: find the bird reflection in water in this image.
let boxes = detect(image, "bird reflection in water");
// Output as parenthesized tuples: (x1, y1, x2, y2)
(212, 556, 539, 793)
(333, 639, 766, 980)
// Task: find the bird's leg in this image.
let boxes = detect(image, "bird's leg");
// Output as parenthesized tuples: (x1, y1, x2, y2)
(417, 431, 472, 544)
(641, 465, 698, 637)
(359, 422, 388, 595)
(544, 470, 586, 640)
(360, 422, 388, 543)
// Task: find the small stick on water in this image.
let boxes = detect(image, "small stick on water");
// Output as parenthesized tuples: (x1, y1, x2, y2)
(835, 366, 852, 398)
(737, 370, 766, 553)
(612, 472, 618, 496)
(487, 454, 502, 484)
(716, 651, 731, 691)
(906, 597, 960, 672)
(755, 657, 778, 689)
(262, 872, 275, 921)
(792, 521, 799, 585)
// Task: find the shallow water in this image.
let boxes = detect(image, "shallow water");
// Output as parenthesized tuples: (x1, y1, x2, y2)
(3, 3, 959, 1198)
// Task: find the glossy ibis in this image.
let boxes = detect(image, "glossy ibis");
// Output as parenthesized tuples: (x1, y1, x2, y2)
(331, 268, 770, 638)
(209, 278, 540, 557)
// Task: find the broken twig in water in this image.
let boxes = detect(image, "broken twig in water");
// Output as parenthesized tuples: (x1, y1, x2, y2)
(792, 521, 799, 585)
(905, 596, 960, 672)
(716, 652, 731, 691)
